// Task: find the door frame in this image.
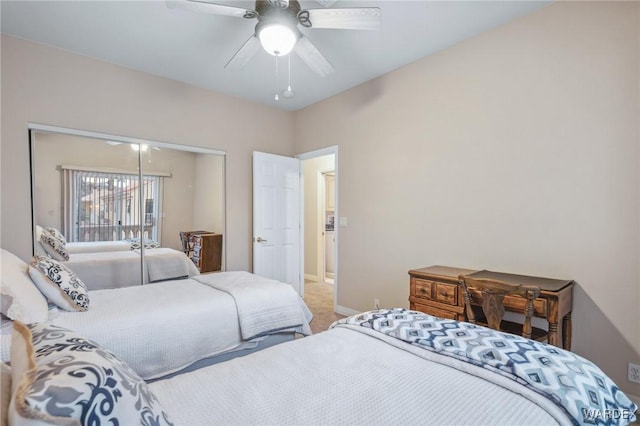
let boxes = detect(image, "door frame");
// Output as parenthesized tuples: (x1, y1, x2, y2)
(318, 169, 334, 284)
(296, 145, 338, 311)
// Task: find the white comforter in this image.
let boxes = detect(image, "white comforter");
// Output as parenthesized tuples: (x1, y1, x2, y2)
(194, 272, 312, 339)
(151, 326, 569, 425)
(64, 248, 199, 290)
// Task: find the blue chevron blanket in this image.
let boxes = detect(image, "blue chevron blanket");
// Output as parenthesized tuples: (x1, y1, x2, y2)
(332, 308, 637, 426)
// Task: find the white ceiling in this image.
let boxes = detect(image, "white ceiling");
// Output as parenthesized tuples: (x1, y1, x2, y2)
(1, 1, 548, 111)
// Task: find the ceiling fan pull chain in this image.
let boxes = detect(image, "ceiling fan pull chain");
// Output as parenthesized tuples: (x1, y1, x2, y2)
(283, 55, 294, 98)
(274, 55, 280, 101)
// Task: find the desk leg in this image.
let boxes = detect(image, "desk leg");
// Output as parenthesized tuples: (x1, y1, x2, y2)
(562, 312, 572, 351)
(548, 321, 559, 348)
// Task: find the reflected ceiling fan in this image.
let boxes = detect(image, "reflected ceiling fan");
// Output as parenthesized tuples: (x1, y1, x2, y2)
(168, 0, 381, 77)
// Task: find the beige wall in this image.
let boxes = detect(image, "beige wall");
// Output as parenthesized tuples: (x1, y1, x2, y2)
(192, 153, 225, 235)
(295, 1, 640, 396)
(303, 154, 335, 279)
(1, 34, 295, 270)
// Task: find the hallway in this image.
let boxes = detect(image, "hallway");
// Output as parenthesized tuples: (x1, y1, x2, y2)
(303, 280, 345, 334)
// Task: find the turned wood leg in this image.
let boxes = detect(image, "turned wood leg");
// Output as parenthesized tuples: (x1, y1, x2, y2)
(548, 321, 559, 347)
(562, 312, 572, 351)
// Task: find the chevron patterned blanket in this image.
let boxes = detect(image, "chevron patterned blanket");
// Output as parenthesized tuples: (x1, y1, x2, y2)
(332, 309, 637, 426)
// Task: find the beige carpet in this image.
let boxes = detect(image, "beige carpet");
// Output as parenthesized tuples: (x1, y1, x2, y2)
(303, 280, 345, 334)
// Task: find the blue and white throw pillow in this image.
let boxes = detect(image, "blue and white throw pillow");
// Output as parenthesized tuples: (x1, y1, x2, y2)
(28, 256, 89, 311)
(39, 229, 69, 261)
(10, 321, 174, 426)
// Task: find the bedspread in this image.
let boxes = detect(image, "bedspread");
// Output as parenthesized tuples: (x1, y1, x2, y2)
(193, 272, 312, 339)
(63, 248, 199, 290)
(333, 309, 638, 426)
(152, 326, 566, 425)
(140, 248, 199, 282)
(2, 279, 248, 379)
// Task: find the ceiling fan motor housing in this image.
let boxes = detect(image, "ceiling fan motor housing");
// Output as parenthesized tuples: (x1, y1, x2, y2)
(255, 0, 301, 24)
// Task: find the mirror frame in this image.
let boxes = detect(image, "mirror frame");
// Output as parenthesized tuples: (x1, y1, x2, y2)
(28, 122, 227, 283)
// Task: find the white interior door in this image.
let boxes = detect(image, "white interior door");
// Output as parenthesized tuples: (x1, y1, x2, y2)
(253, 151, 302, 294)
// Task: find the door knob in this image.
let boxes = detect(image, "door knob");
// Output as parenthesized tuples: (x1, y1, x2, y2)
(256, 237, 267, 243)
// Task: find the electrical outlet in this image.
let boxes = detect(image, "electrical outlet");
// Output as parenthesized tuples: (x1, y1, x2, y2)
(629, 363, 640, 384)
(374, 298, 380, 309)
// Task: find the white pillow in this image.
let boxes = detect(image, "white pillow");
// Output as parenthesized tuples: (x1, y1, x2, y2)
(39, 230, 69, 261)
(9, 321, 173, 426)
(28, 256, 89, 312)
(33, 226, 48, 258)
(0, 249, 48, 323)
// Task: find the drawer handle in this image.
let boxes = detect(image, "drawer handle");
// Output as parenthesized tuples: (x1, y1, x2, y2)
(438, 292, 449, 298)
(419, 288, 427, 294)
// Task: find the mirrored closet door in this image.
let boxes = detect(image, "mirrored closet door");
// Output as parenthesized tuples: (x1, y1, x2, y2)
(29, 125, 226, 287)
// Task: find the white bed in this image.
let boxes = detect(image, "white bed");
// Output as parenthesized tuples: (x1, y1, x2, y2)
(63, 247, 200, 290)
(7, 309, 637, 426)
(1, 271, 312, 380)
(152, 311, 638, 426)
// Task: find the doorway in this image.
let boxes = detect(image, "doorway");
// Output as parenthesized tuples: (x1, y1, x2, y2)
(298, 147, 340, 332)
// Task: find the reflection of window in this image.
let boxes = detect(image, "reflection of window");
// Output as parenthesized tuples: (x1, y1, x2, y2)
(62, 168, 163, 242)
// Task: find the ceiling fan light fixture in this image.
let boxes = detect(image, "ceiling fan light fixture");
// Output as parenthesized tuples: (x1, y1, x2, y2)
(258, 23, 297, 56)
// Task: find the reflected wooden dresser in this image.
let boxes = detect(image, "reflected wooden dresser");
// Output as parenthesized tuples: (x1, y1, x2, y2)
(408, 265, 574, 349)
(183, 231, 222, 273)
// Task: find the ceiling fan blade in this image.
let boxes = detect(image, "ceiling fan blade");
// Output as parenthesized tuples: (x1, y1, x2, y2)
(225, 35, 261, 70)
(300, 7, 381, 30)
(166, 0, 257, 19)
(315, 0, 337, 7)
(294, 36, 334, 77)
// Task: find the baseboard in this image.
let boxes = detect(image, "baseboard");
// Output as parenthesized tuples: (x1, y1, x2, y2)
(304, 274, 319, 282)
(335, 304, 360, 317)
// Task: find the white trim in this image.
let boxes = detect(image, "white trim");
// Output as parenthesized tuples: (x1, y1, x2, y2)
(27, 123, 226, 156)
(335, 304, 359, 317)
(296, 145, 337, 161)
(60, 164, 172, 177)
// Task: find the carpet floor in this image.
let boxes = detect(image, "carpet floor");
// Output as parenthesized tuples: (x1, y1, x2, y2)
(303, 280, 345, 334)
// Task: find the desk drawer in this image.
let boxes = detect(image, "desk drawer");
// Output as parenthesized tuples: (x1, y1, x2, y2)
(411, 278, 433, 301)
(411, 279, 458, 306)
(434, 282, 457, 306)
(468, 289, 547, 317)
(412, 302, 458, 320)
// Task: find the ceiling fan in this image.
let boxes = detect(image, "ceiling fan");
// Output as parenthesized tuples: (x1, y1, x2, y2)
(168, 0, 381, 77)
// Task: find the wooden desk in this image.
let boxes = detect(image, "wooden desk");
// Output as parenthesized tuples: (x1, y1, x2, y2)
(408, 266, 574, 349)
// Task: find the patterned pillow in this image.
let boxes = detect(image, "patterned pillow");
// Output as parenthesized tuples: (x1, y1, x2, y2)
(10, 321, 174, 426)
(126, 238, 161, 250)
(28, 256, 89, 311)
(45, 227, 67, 245)
(39, 230, 69, 261)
